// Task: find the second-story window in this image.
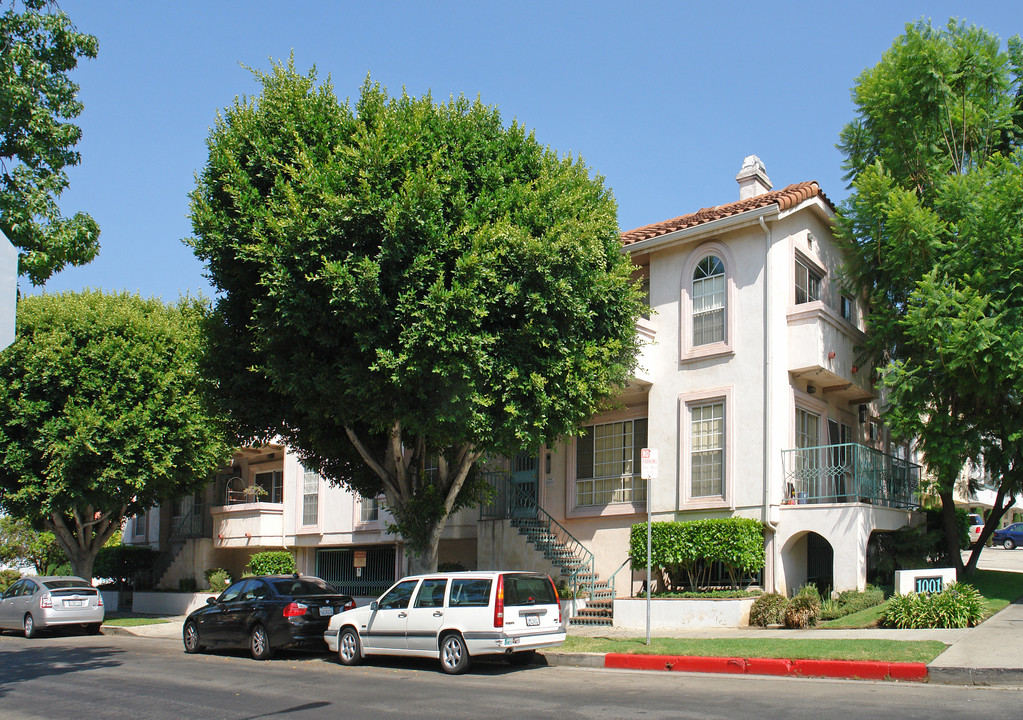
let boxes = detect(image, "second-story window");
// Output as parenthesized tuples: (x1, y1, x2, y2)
(302, 468, 319, 525)
(254, 470, 283, 504)
(841, 295, 854, 321)
(361, 495, 380, 522)
(692, 256, 725, 346)
(795, 258, 822, 304)
(575, 418, 648, 506)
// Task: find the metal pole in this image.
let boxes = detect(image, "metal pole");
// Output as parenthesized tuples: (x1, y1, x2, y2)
(646, 478, 652, 645)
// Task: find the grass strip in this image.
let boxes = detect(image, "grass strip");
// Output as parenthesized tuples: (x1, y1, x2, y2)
(966, 569, 1023, 616)
(561, 636, 946, 664)
(102, 616, 170, 627)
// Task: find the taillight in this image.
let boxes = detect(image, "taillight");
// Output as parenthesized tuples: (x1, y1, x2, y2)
(98, 593, 104, 607)
(282, 602, 308, 617)
(40, 594, 52, 609)
(344, 600, 355, 611)
(550, 578, 562, 625)
(494, 574, 504, 628)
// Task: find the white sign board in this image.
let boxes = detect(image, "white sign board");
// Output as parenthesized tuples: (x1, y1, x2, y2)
(640, 448, 658, 479)
(894, 567, 956, 596)
(0, 230, 15, 351)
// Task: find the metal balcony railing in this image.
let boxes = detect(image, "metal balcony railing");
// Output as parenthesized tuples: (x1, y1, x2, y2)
(781, 442, 920, 510)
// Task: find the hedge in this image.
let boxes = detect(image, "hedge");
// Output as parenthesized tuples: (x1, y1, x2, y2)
(246, 551, 295, 576)
(629, 517, 765, 590)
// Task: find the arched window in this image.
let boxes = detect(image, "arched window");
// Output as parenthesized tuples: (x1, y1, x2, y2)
(692, 255, 725, 346)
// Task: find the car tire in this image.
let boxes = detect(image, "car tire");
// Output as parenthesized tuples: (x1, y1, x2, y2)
(86, 623, 102, 635)
(439, 632, 471, 675)
(1005, 538, 1017, 550)
(506, 649, 535, 666)
(338, 627, 362, 666)
(249, 624, 274, 661)
(183, 620, 204, 653)
(23, 613, 37, 639)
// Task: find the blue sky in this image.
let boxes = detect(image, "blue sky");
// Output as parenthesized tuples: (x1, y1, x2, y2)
(33, 1, 1023, 300)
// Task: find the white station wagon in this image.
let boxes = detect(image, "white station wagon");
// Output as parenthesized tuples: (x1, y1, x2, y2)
(324, 571, 566, 674)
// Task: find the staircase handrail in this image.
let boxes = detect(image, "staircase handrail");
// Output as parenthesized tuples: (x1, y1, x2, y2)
(151, 507, 194, 588)
(607, 556, 634, 600)
(507, 481, 597, 603)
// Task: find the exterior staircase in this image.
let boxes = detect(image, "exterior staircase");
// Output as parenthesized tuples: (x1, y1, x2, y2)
(509, 516, 614, 625)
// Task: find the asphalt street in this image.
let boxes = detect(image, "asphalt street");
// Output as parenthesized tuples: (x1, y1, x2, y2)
(0, 632, 1019, 720)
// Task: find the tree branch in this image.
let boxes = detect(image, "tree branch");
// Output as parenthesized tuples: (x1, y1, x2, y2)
(344, 425, 401, 501)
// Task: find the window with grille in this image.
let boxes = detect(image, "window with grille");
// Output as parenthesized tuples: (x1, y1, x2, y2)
(302, 468, 319, 525)
(575, 419, 647, 506)
(691, 402, 724, 497)
(795, 258, 822, 304)
(692, 256, 725, 346)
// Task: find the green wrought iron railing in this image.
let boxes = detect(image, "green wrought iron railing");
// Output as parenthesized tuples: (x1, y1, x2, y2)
(781, 442, 920, 509)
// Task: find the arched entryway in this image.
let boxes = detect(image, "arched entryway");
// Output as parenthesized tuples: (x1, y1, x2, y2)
(781, 531, 835, 597)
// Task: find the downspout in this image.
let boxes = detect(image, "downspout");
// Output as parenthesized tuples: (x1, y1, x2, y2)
(759, 215, 779, 592)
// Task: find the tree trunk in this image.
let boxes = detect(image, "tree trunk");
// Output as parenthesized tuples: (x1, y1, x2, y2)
(938, 489, 966, 579)
(44, 507, 123, 582)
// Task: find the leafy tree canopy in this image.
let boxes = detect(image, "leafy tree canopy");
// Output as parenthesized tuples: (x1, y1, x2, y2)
(0, 291, 231, 578)
(836, 19, 1023, 576)
(189, 62, 642, 570)
(0, 0, 100, 285)
(0, 513, 64, 574)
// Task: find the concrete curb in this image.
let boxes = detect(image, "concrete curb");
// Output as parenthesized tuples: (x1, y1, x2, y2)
(926, 667, 1023, 687)
(544, 652, 928, 682)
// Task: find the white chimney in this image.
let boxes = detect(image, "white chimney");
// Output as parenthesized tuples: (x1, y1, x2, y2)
(736, 154, 772, 200)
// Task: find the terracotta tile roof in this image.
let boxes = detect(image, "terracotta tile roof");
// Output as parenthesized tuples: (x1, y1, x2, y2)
(620, 181, 833, 246)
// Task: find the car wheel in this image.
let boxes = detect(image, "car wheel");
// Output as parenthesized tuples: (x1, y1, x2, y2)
(183, 620, 204, 653)
(86, 623, 102, 635)
(439, 632, 471, 675)
(23, 613, 37, 639)
(249, 624, 273, 661)
(338, 627, 362, 666)
(506, 649, 535, 666)
(1005, 538, 1017, 550)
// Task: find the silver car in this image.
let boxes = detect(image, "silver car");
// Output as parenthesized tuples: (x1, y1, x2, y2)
(0, 576, 105, 637)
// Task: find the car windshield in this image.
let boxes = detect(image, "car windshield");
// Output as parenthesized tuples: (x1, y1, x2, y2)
(271, 578, 336, 596)
(42, 580, 91, 590)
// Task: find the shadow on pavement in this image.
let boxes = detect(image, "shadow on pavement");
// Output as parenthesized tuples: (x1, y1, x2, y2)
(0, 640, 124, 697)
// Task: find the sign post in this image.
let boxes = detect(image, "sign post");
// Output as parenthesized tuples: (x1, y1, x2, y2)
(640, 448, 658, 645)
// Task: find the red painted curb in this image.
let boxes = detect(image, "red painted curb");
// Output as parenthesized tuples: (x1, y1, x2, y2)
(601, 654, 927, 682)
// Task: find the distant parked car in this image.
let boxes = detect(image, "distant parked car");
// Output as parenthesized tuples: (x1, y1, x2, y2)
(325, 571, 566, 674)
(993, 523, 1023, 550)
(0, 576, 104, 637)
(968, 513, 984, 546)
(182, 574, 354, 660)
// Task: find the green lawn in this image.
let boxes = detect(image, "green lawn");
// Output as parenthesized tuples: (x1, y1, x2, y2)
(102, 616, 170, 627)
(560, 636, 946, 663)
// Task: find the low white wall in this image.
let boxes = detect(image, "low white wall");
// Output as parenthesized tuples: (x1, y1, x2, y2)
(100, 590, 120, 610)
(132, 591, 217, 615)
(613, 597, 756, 629)
(894, 568, 956, 596)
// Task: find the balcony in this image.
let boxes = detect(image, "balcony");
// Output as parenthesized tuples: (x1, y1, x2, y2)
(787, 302, 872, 403)
(781, 443, 920, 510)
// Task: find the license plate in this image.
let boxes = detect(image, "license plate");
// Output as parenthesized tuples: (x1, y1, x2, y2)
(320, 606, 334, 616)
(502, 637, 521, 646)
(525, 615, 540, 627)
(65, 600, 83, 607)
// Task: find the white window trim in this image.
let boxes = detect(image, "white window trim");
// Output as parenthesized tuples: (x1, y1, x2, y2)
(791, 387, 829, 448)
(565, 405, 648, 519)
(680, 387, 734, 510)
(299, 468, 320, 529)
(680, 241, 736, 363)
(354, 494, 383, 530)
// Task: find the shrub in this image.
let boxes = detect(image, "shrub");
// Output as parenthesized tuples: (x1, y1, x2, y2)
(820, 585, 886, 620)
(246, 551, 295, 576)
(784, 586, 821, 628)
(629, 518, 765, 590)
(0, 568, 21, 592)
(881, 582, 985, 629)
(94, 545, 159, 586)
(437, 562, 466, 572)
(749, 592, 788, 626)
(204, 568, 230, 592)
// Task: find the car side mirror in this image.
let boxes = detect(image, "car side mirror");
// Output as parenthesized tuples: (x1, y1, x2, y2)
(207, 596, 217, 606)
(370, 600, 378, 611)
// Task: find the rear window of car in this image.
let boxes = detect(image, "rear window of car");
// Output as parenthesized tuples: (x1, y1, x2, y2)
(271, 578, 337, 596)
(449, 578, 492, 607)
(503, 574, 556, 606)
(42, 580, 92, 591)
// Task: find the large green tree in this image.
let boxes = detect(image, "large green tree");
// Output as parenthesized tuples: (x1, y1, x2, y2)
(189, 63, 642, 572)
(0, 0, 99, 285)
(836, 19, 1023, 577)
(0, 291, 231, 579)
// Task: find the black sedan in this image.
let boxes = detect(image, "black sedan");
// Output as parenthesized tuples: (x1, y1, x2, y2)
(183, 574, 354, 660)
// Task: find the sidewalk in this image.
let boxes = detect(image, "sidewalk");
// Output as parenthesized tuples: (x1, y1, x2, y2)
(102, 601, 1023, 686)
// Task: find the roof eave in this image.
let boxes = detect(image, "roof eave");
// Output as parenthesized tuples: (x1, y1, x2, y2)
(623, 204, 780, 256)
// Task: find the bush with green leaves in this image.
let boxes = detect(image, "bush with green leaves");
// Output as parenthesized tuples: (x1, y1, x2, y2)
(93, 545, 160, 587)
(246, 551, 295, 576)
(819, 585, 886, 621)
(204, 568, 230, 592)
(749, 592, 788, 626)
(881, 582, 985, 629)
(0, 568, 21, 592)
(629, 518, 765, 590)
